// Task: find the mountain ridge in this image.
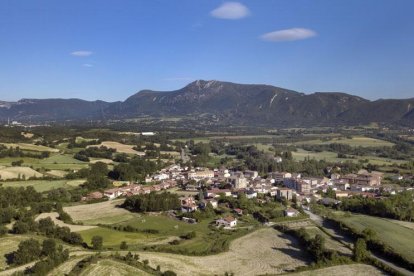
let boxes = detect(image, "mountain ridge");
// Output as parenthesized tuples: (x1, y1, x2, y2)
(0, 80, 413, 127)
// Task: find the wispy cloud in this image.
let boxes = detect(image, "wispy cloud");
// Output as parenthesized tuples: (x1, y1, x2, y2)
(163, 77, 194, 82)
(82, 63, 93, 67)
(71, 50, 93, 57)
(210, 2, 250, 20)
(260, 28, 317, 42)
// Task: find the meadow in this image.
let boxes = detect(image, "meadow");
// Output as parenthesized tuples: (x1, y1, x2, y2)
(1, 179, 85, 192)
(289, 264, 385, 276)
(292, 136, 394, 147)
(338, 214, 414, 263)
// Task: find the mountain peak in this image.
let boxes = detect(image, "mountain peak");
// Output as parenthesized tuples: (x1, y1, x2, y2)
(186, 80, 220, 90)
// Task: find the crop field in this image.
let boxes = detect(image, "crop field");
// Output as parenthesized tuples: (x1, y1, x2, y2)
(0, 166, 43, 180)
(0, 143, 59, 152)
(1, 179, 85, 192)
(339, 214, 414, 263)
(293, 136, 394, 147)
(78, 259, 150, 276)
(292, 148, 406, 165)
(64, 200, 136, 225)
(289, 264, 386, 276)
(139, 228, 311, 276)
(88, 141, 145, 155)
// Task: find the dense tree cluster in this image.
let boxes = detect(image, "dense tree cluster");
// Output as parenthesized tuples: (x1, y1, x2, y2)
(0, 145, 50, 159)
(74, 146, 115, 162)
(339, 191, 414, 221)
(110, 157, 159, 182)
(122, 192, 180, 212)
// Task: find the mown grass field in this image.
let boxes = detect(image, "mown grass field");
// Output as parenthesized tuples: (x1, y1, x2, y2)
(293, 136, 394, 147)
(292, 148, 406, 165)
(78, 226, 160, 248)
(0, 153, 88, 170)
(304, 226, 351, 255)
(1, 179, 85, 192)
(338, 214, 414, 263)
(0, 143, 60, 152)
(79, 259, 150, 276)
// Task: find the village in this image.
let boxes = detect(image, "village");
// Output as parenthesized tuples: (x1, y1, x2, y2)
(80, 163, 396, 229)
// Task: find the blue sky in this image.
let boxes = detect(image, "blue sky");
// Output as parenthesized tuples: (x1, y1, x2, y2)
(0, 0, 413, 102)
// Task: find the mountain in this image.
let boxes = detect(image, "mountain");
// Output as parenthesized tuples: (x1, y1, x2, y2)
(0, 80, 413, 127)
(0, 98, 111, 122)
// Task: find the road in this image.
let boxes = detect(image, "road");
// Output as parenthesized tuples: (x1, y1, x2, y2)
(305, 210, 414, 276)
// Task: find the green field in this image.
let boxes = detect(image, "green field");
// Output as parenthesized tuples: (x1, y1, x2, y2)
(339, 214, 414, 262)
(1, 179, 85, 192)
(0, 153, 88, 170)
(78, 227, 159, 248)
(1, 143, 59, 152)
(292, 148, 406, 165)
(293, 136, 394, 147)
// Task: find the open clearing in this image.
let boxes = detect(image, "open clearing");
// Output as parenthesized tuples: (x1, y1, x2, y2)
(1, 179, 85, 192)
(88, 141, 145, 155)
(292, 148, 406, 165)
(139, 228, 311, 276)
(339, 214, 414, 263)
(79, 259, 150, 276)
(1, 143, 59, 152)
(64, 199, 135, 225)
(289, 264, 386, 276)
(293, 136, 394, 147)
(0, 166, 43, 180)
(35, 212, 97, 232)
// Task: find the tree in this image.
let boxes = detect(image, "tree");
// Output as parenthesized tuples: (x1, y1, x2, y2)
(120, 241, 128, 250)
(353, 238, 369, 262)
(91, 235, 103, 250)
(13, 239, 41, 265)
(41, 239, 57, 257)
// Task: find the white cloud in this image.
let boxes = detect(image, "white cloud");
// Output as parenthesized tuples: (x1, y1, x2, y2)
(82, 63, 93, 67)
(71, 50, 93, 57)
(260, 28, 316, 42)
(210, 2, 250, 20)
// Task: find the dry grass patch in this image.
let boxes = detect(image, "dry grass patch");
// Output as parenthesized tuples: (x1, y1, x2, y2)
(64, 200, 135, 225)
(139, 228, 311, 276)
(79, 259, 150, 276)
(289, 264, 386, 276)
(0, 166, 43, 180)
(88, 141, 144, 155)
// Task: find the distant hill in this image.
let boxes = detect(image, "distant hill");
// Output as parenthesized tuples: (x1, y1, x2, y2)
(0, 80, 413, 127)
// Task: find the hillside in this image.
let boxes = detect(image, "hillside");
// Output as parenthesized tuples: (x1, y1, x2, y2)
(0, 80, 413, 127)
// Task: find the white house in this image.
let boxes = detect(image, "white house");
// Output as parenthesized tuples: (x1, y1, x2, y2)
(284, 207, 300, 217)
(216, 216, 237, 228)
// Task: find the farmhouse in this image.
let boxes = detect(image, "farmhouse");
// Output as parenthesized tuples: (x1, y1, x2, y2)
(284, 207, 300, 217)
(216, 216, 237, 228)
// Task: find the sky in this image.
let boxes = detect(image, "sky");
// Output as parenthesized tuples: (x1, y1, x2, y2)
(0, 0, 413, 102)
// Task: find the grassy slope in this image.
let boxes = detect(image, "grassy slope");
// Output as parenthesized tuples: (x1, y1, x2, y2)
(339, 214, 414, 263)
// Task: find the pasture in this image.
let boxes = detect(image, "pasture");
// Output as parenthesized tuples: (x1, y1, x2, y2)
(0, 143, 59, 152)
(0, 166, 43, 180)
(293, 136, 394, 147)
(1, 179, 85, 192)
(87, 141, 145, 155)
(339, 214, 414, 263)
